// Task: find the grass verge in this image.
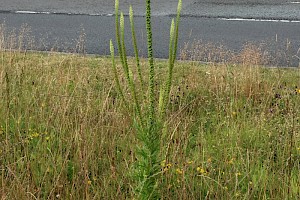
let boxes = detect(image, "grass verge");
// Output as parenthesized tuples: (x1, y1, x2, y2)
(0, 50, 299, 199)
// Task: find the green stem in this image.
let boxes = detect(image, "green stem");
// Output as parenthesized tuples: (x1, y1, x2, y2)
(110, 40, 127, 106)
(130, 6, 144, 87)
(120, 12, 143, 126)
(160, 19, 175, 120)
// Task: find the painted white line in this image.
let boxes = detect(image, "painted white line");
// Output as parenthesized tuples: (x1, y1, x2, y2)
(16, 11, 38, 14)
(13, 10, 112, 16)
(290, 1, 300, 3)
(11, 10, 300, 23)
(16, 10, 50, 14)
(219, 18, 300, 23)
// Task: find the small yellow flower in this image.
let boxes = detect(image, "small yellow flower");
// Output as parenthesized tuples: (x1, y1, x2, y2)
(236, 172, 241, 176)
(32, 132, 40, 138)
(176, 168, 183, 174)
(161, 160, 166, 167)
(228, 158, 234, 164)
(186, 160, 194, 164)
(87, 180, 92, 185)
(163, 163, 172, 172)
(197, 167, 206, 174)
(166, 163, 172, 168)
(207, 158, 212, 163)
(297, 89, 300, 94)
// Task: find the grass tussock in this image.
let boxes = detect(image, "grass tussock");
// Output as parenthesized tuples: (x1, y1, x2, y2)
(180, 39, 299, 67)
(0, 48, 300, 199)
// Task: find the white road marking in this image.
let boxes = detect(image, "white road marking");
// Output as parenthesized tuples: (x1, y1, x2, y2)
(11, 10, 300, 23)
(219, 18, 300, 23)
(16, 11, 50, 14)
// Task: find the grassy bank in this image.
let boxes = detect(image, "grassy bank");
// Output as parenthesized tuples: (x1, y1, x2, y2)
(0, 50, 299, 199)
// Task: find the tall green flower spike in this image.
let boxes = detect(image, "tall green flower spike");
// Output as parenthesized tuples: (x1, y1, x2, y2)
(159, 19, 175, 119)
(160, 0, 182, 120)
(130, 6, 144, 86)
(145, 0, 155, 134)
(120, 12, 143, 125)
(110, 0, 181, 198)
(115, 0, 124, 68)
(110, 40, 126, 106)
(120, 12, 130, 79)
(173, 0, 182, 63)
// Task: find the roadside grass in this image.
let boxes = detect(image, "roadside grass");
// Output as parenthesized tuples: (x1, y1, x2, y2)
(0, 48, 299, 199)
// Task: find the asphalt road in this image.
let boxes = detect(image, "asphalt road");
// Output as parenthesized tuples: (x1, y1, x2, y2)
(1, 0, 300, 19)
(0, 1, 300, 66)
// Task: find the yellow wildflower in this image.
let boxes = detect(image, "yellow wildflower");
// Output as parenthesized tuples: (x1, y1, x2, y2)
(176, 168, 183, 175)
(162, 163, 172, 172)
(87, 180, 92, 185)
(186, 160, 194, 165)
(197, 167, 206, 174)
(31, 132, 40, 138)
(166, 163, 172, 168)
(161, 160, 166, 167)
(228, 158, 234, 164)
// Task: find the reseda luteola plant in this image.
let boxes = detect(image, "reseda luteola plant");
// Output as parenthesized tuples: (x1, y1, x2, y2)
(110, 0, 182, 198)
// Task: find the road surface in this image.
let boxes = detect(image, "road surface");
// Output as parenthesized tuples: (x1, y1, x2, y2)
(0, 0, 300, 66)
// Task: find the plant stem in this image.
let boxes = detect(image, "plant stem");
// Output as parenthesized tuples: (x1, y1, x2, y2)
(130, 6, 144, 87)
(145, 0, 155, 133)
